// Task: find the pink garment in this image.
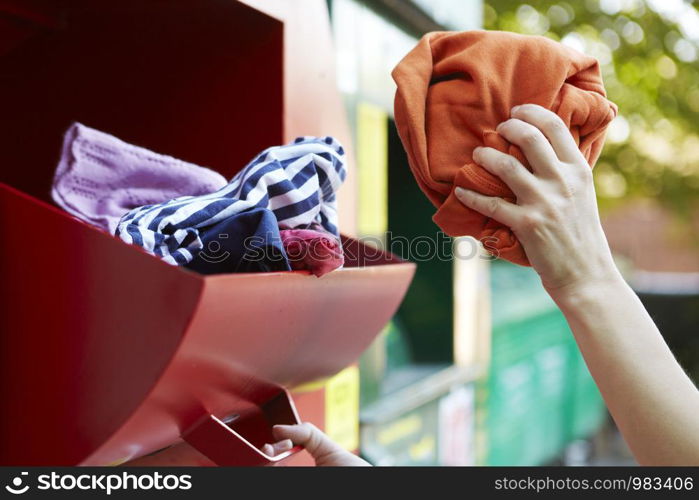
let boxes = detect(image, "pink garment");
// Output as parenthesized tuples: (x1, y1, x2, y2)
(280, 228, 344, 277)
(51, 122, 227, 233)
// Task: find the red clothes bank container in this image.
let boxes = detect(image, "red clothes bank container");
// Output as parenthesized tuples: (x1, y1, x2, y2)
(0, 0, 415, 465)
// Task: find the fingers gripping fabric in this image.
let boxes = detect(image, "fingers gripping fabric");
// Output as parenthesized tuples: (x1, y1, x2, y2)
(392, 30, 618, 265)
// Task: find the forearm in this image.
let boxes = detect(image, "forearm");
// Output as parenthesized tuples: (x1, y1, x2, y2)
(551, 276, 699, 465)
(453, 104, 699, 464)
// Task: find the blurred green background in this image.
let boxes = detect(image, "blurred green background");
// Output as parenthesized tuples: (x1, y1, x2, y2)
(332, 0, 699, 466)
(485, 0, 699, 217)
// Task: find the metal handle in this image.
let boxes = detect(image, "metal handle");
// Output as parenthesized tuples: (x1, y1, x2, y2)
(183, 389, 302, 466)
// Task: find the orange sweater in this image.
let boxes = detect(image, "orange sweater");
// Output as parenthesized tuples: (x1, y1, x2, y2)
(392, 31, 617, 265)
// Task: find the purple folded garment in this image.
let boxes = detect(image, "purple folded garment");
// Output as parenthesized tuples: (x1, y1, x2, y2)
(280, 228, 344, 277)
(51, 123, 227, 233)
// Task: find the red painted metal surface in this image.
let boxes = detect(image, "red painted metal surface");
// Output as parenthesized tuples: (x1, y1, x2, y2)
(182, 390, 302, 466)
(0, 0, 284, 202)
(0, 0, 412, 465)
(125, 388, 324, 467)
(0, 184, 414, 465)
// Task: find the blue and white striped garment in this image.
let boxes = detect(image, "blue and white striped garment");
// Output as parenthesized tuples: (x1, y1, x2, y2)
(115, 136, 346, 265)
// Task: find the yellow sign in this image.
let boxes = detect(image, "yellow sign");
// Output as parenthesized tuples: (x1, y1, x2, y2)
(376, 414, 422, 446)
(324, 366, 360, 451)
(356, 102, 388, 236)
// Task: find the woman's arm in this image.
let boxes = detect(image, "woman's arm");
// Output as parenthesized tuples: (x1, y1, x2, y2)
(263, 423, 371, 466)
(455, 104, 699, 466)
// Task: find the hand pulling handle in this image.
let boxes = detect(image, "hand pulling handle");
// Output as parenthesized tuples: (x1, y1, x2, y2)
(182, 389, 302, 466)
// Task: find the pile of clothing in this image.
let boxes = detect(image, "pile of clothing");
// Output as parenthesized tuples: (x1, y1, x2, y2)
(51, 123, 346, 277)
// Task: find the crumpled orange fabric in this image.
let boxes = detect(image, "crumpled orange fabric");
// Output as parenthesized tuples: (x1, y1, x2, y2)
(392, 31, 618, 266)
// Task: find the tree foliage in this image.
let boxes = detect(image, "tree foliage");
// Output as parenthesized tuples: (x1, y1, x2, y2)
(485, 0, 699, 215)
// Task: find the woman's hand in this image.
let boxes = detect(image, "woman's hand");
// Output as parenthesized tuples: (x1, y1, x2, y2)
(455, 104, 621, 295)
(456, 104, 699, 465)
(262, 423, 371, 466)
